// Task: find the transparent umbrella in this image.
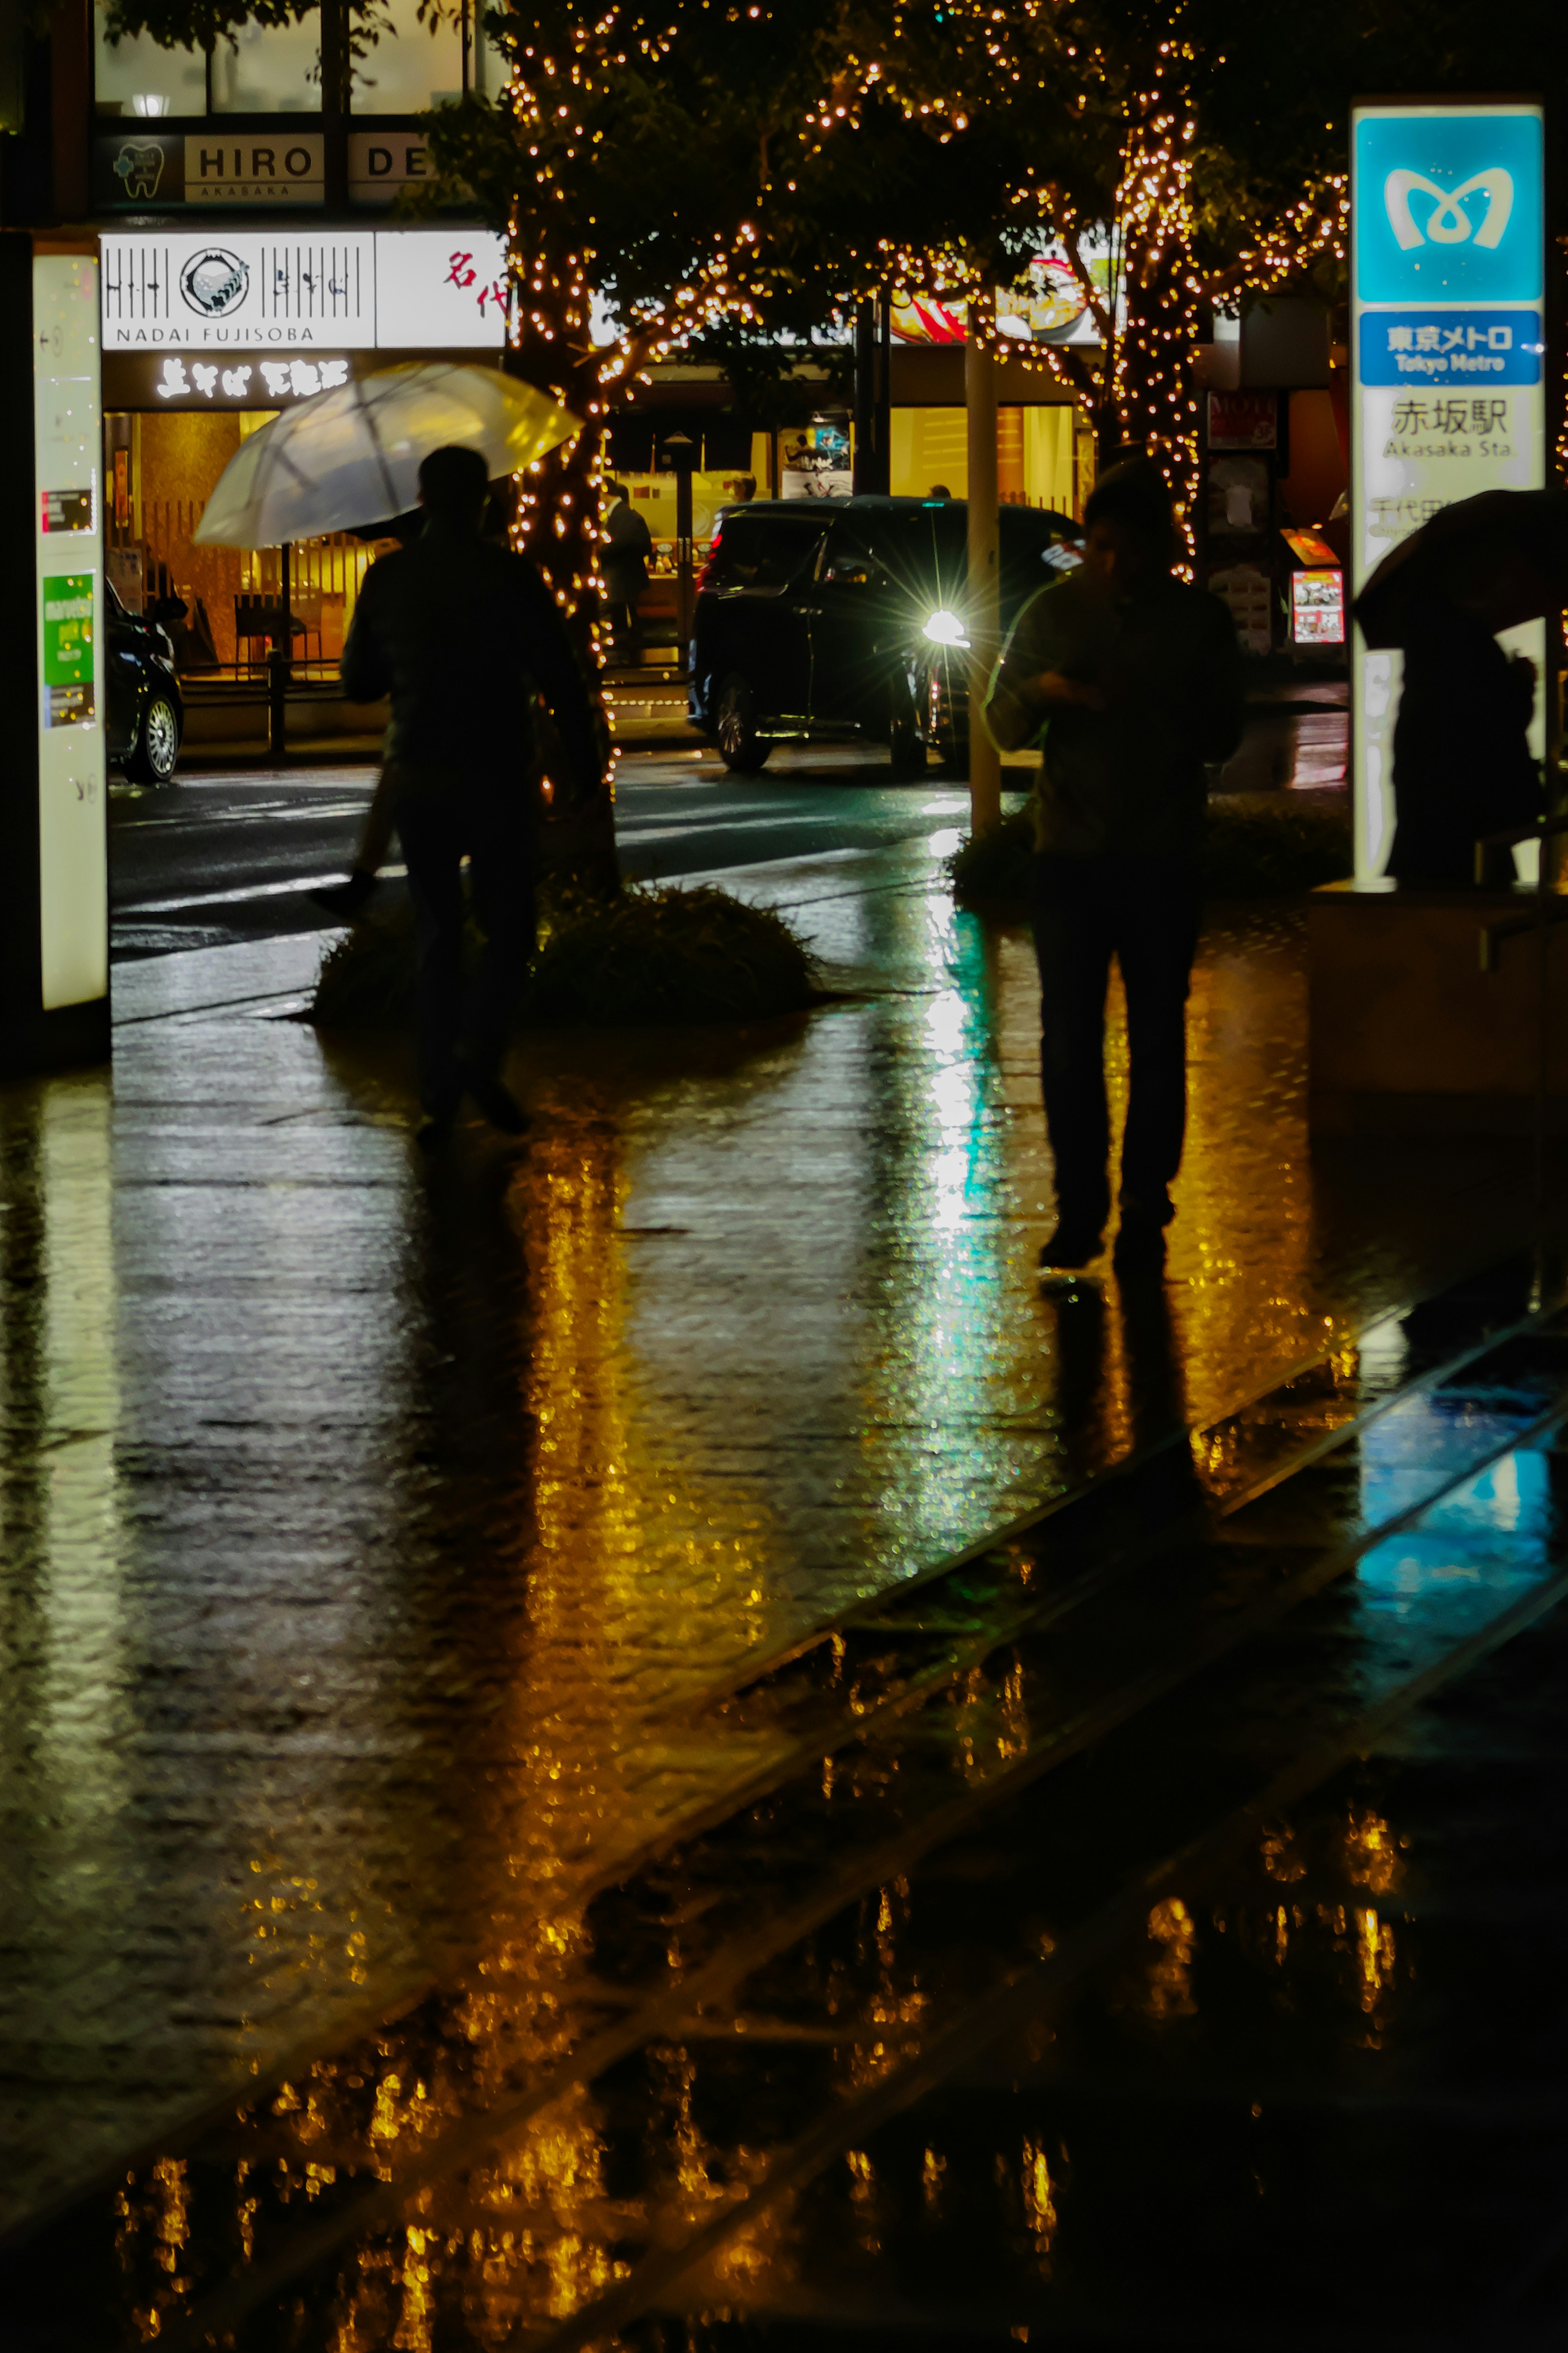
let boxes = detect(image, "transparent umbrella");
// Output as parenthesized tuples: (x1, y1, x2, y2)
(192, 361, 581, 548)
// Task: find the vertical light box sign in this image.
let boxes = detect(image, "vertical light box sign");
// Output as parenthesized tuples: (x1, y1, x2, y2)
(34, 254, 107, 1012)
(1351, 102, 1546, 877)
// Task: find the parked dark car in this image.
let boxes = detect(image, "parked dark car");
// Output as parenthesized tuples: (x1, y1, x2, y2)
(106, 580, 184, 784)
(688, 494, 1082, 775)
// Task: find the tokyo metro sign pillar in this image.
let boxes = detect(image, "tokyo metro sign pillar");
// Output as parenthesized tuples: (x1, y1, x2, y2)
(1350, 100, 1548, 879)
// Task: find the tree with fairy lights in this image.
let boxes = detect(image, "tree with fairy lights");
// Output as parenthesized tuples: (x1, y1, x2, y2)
(726, 1, 1351, 553)
(410, 1, 864, 647)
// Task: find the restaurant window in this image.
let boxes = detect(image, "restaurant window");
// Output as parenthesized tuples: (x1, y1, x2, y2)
(94, 4, 206, 116)
(96, 4, 323, 114)
(210, 12, 322, 111)
(351, 0, 463, 113)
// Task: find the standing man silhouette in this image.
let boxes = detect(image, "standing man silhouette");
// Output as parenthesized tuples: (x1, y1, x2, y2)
(986, 458, 1243, 1269)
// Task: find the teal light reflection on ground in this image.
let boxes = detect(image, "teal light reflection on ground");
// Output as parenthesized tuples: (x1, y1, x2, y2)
(886, 895, 1017, 1554)
(1356, 1447, 1556, 1627)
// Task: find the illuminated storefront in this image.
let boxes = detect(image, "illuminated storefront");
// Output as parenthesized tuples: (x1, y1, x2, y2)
(99, 227, 507, 674)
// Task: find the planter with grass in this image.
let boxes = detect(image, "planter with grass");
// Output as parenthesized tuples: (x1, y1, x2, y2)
(311, 880, 818, 1031)
(946, 797, 1353, 914)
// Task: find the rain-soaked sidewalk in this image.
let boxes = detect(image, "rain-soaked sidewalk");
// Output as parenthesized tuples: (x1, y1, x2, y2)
(2, 827, 1561, 2344)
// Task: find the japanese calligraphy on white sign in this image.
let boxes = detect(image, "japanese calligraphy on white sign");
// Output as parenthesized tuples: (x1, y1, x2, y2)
(99, 230, 509, 352)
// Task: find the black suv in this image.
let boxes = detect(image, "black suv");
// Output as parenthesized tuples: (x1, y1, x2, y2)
(106, 580, 184, 784)
(688, 494, 1080, 775)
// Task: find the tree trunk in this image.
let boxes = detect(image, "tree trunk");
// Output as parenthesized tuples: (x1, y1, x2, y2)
(502, 291, 619, 893)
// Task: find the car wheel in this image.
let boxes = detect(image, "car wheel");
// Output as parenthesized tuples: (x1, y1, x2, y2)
(889, 674, 926, 780)
(715, 673, 770, 774)
(125, 693, 181, 785)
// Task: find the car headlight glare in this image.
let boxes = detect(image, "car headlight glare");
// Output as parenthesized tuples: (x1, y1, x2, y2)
(922, 608, 969, 648)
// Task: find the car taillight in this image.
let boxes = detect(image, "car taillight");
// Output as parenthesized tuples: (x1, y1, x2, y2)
(696, 517, 724, 591)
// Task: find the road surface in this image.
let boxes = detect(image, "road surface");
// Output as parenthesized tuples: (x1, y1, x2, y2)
(109, 701, 1347, 960)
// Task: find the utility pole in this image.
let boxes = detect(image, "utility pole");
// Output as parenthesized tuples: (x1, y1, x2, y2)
(853, 295, 892, 495)
(965, 326, 1001, 833)
(661, 431, 697, 673)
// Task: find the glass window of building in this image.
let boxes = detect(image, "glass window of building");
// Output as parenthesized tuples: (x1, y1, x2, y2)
(351, 0, 463, 112)
(471, 20, 509, 102)
(94, 5, 206, 116)
(210, 14, 322, 112)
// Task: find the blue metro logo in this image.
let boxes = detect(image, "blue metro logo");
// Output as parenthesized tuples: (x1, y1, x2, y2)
(1354, 111, 1542, 305)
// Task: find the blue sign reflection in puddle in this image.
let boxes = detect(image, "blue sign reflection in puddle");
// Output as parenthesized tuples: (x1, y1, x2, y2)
(1357, 1444, 1558, 1635)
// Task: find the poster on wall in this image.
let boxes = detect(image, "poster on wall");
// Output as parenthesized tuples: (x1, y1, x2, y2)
(1207, 391, 1278, 451)
(889, 245, 1104, 347)
(1291, 570, 1346, 646)
(781, 417, 852, 500)
(1350, 100, 1546, 877)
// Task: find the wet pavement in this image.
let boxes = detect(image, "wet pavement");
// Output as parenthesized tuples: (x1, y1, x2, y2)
(2, 822, 1562, 2348)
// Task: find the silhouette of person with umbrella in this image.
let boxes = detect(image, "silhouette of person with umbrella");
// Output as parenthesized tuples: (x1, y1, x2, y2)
(340, 445, 601, 1145)
(1355, 488, 1566, 885)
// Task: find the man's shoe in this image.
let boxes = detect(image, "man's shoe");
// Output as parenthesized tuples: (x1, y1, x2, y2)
(1113, 1216, 1168, 1270)
(311, 870, 378, 921)
(463, 1071, 531, 1136)
(1038, 1224, 1103, 1269)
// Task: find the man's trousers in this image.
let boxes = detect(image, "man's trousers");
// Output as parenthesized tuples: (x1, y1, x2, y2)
(1031, 852, 1201, 1238)
(396, 783, 536, 1117)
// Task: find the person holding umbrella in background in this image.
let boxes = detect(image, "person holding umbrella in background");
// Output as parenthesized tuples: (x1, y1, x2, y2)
(1354, 486, 1568, 885)
(191, 363, 592, 1143)
(340, 444, 601, 1145)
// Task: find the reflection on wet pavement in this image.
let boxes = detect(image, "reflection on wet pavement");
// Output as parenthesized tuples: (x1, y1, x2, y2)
(26, 1270, 1568, 2352)
(1, 834, 1559, 2345)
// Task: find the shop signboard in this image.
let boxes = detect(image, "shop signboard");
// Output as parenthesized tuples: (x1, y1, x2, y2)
(375, 231, 509, 344)
(348, 134, 435, 203)
(0, 246, 108, 1072)
(100, 229, 507, 352)
(97, 130, 445, 209)
(94, 132, 327, 208)
(1207, 391, 1278, 450)
(1350, 100, 1546, 876)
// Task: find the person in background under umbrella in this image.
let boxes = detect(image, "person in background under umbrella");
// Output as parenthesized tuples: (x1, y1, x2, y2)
(603, 480, 653, 661)
(1385, 586, 1539, 885)
(339, 443, 601, 1145)
(985, 456, 1243, 1272)
(318, 486, 526, 921)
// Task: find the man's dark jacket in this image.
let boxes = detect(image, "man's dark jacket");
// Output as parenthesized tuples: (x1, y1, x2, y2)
(341, 519, 599, 796)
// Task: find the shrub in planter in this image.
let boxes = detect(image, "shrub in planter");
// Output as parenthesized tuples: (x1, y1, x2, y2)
(946, 796, 1353, 910)
(311, 881, 817, 1030)
(529, 882, 816, 1026)
(1198, 799, 1353, 896)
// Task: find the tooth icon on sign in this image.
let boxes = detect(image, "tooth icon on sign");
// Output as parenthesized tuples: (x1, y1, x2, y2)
(113, 140, 167, 200)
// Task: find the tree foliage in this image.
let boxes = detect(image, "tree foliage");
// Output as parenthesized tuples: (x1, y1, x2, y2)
(90, 0, 1568, 609)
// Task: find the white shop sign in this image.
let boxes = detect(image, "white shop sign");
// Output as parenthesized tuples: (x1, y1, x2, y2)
(99, 228, 508, 352)
(1350, 101, 1546, 877)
